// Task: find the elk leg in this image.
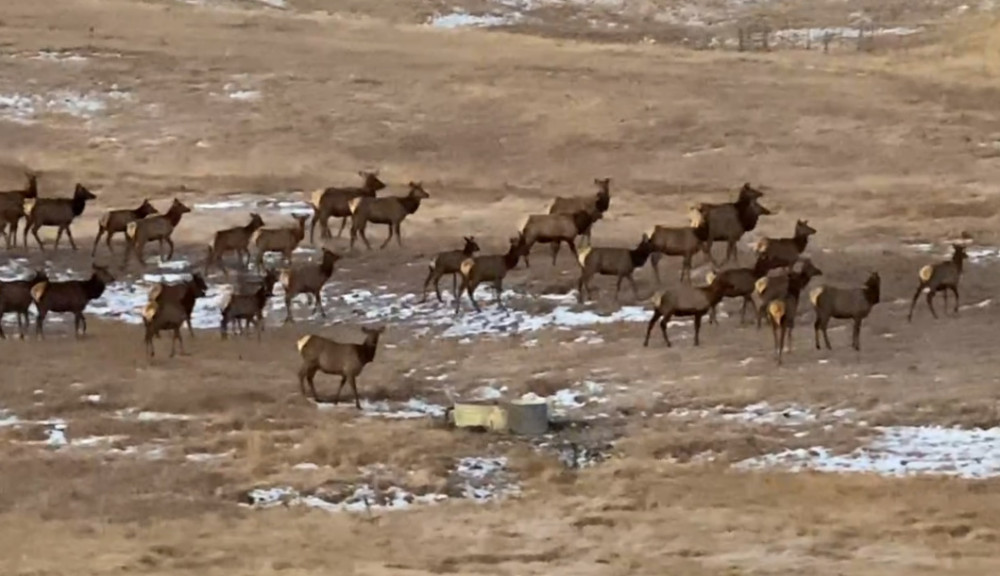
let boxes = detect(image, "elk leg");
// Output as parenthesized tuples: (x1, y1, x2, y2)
(493, 279, 505, 309)
(643, 310, 662, 347)
(852, 319, 862, 351)
(680, 255, 692, 284)
(906, 283, 924, 322)
(53, 226, 64, 250)
(740, 296, 751, 325)
(187, 315, 195, 338)
(628, 275, 640, 301)
(951, 286, 960, 314)
(35, 309, 46, 339)
(395, 223, 403, 248)
(379, 224, 393, 250)
(614, 276, 624, 301)
(31, 225, 46, 251)
(333, 375, 347, 405)
(550, 242, 561, 266)
(778, 325, 787, 365)
(709, 303, 718, 325)
(92, 227, 104, 256)
(650, 252, 662, 284)
(165, 237, 175, 260)
(822, 321, 833, 350)
(336, 216, 348, 238)
(565, 239, 579, 264)
(942, 288, 949, 315)
(466, 282, 482, 313)
(64, 226, 78, 251)
(814, 317, 822, 350)
(660, 315, 672, 347)
(349, 375, 362, 410)
(693, 313, 703, 346)
(925, 290, 939, 319)
(314, 290, 326, 317)
(284, 294, 294, 324)
(305, 366, 320, 401)
(359, 226, 373, 251)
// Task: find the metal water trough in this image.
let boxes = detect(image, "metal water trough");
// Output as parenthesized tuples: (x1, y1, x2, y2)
(451, 397, 549, 436)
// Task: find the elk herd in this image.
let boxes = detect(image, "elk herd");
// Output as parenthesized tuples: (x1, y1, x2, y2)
(0, 169, 976, 406)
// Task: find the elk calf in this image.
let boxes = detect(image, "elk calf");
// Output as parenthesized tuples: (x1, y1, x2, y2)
(23, 183, 97, 251)
(252, 214, 308, 270)
(547, 177, 611, 244)
(205, 213, 266, 275)
(0, 269, 48, 339)
(811, 271, 881, 352)
(92, 199, 159, 256)
(455, 235, 525, 314)
(907, 244, 968, 322)
(310, 170, 386, 242)
(348, 182, 430, 250)
(576, 234, 653, 303)
(280, 248, 341, 323)
(31, 264, 115, 338)
(123, 199, 191, 266)
(643, 274, 732, 347)
(296, 325, 385, 408)
(420, 236, 481, 303)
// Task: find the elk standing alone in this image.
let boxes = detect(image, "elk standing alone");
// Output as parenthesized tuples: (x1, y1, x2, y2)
(811, 271, 881, 352)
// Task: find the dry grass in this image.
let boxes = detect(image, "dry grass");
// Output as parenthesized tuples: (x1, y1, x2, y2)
(3, 0, 1000, 573)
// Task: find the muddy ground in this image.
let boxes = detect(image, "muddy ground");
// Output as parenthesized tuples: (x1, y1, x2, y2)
(3, 1, 1000, 574)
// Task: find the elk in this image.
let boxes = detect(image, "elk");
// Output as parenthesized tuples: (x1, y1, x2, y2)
(252, 214, 309, 270)
(91, 199, 159, 256)
(279, 248, 341, 323)
(296, 325, 386, 408)
(142, 300, 189, 358)
(31, 264, 115, 339)
(547, 177, 611, 245)
(0, 172, 38, 248)
(643, 273, 733, 347)
(763, 260, 823, 364)
(420, 236, 482, 304)
(648, 208, 712, 284)
(519, 210, 600, 268)
(347, 182, 430, 250)
(23, 183, 97, 251)
(576, 234, 654, 303)
(122, 199, 191, 267)
(0, 268, 48, 339)
(204, 213, 266, 275)
(693, 183, 771, 264)
(811, 271, 881, 352)
(148, 273, 209, 337)
(907, 244, 969, 322)
(753, 219, 817, 275)
(219, 268, 278, 340)
(310, 171, 386, 242)
(752, 258, 823, 328)
(455, 234, 526, 314)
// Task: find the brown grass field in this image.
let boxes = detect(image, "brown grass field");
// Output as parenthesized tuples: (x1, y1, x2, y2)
(4, 0, 1000, 574)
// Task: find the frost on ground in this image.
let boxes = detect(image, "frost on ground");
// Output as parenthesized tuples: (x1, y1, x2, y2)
(664, 401, 856, 428)
(316, 398, 447, 419)
(243, 457, 520, 513)
(429, 12, 521, 29)
(736, 425, 1000, 479)
(192, 196, 312, 215)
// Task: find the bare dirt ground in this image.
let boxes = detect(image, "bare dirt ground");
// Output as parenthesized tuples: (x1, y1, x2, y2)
(4, 0, 1000, 574)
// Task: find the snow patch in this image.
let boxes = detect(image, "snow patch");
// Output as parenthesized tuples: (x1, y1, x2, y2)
(735, 426, 1000, 479)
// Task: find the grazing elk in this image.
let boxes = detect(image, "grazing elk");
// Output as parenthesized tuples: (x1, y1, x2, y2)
(576, 234, 654, 303)
(348, 182, 430, 250)
(92, 199, 159, 256)
(811, 271, 881, 352)
(0, 172, 38, 248)
(907, 244, 969, 322)
(122, 199, 191, 266)
(310, 171, 386, 242)
(23, 183, 97, 251)
(694, 183, 771, 264)
(204, 213, 266, 275)
(420, 236, 481, 304)
(31, 264, 115, 338)
(296, 325, 386, 408)
(548, 177, 612, 245)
